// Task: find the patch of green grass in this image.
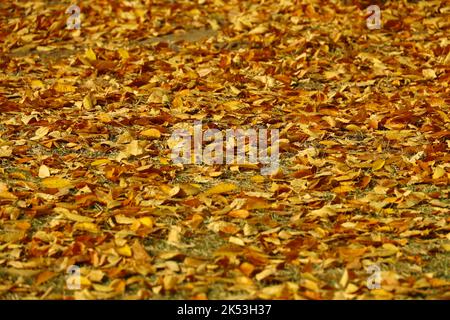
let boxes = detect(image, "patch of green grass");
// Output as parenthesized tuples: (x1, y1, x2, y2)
(322, 191, 336, 202)
(184, 232, 227, 259)
(273, 264, 302, 282)
(29, 216, 51, 233)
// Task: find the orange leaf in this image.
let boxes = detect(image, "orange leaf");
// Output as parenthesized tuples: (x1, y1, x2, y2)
(228, 209, 250, 219)
(36, 271, 56, 286)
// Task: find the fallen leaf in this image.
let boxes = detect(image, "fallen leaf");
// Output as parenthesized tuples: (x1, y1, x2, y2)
(54, 83, 76, 93)
(54, 207, 94, 222)
(139, 217, 153, 228)
(38, 165, 50, 178)
(30, 127, 49, 140)
(74, 222, 99, 233)
(91, 159, 111, 166)
(0, 146, 12, 158)
(372, 159, 385, 171)
(140, 128, 161, 139)
(432, 166, 445, 179)
(83, 95, 94, 110)
(205, 183, 237, 195)
(125, 140, 144, 156)
(85, 48, 97, 61)
(0, 191, 17, 200)
(116, 245, 132, 257)
(41, 177, 72, 189)
(36, 271, 56, 286)
(422, 69, 436, 79)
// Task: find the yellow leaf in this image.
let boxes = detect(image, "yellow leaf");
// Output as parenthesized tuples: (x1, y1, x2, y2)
(383, 208, 395, 215)
(125, 140, 143, 156)
(186, 70, 198, 79)
(116, 245, 132, 257)
(80, 276, 92, 287)
(250, 175, 265, 183)
(382, 243, 399, 251)
(372, 159, 385, 171)
(384, 130, 412, 140)
(422, 69, 436, 79)
(139, 217, 153, 228)
(54, 83, 76, 93)
(83, 95, 94, 110)
(54, 207, 94, 222)
(248, 24, 268, 35)
(140, 128, 161, 139)
(74, 222, 99, 233)
(91, 159, 111, 166)
(118, 48, 129, 60)
(302, 279, 320, 292)
(437, 110, 449, 123)
(309, 205, 338, 218)
(167, 226, 181, 245)
(31, 80, 44, 89)
(30, 126, 49, 140)
(432, 166, 445, 179)
(92, 283, 114, 292)
(332, 185, 355, 193)
(339, 269, 349, 288)
(205, 183, 237, 195)
(85, 48, 97, 61)
(98, 113, 112, 123)
(163, 275, 179, 290)
(179, 183, 200, 196)
(371, 289, 394, 299)
(0, 146, 12, 158)
(115, 214, 136, 225)
(345, 283, 359, 294)
(41, 177, 72, 189)
(160, 185, 180, 197)
(0, 191, 17, 200)
(377, 144, 382, 152)
(229, 236, 245, 246)
(223, 101, 242, 111)
(172, 96, 184, 109)
(38, 165, 50, 178)
(345, 124, 361, 132)
(255, 268, 275, 281)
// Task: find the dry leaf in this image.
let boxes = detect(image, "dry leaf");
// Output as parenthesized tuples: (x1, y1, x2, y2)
(432, 166, 445, 179)
(372, 159, 385, 171)
(42, 177, 72, 189)
(205, 183, 237, 195)
(38, 165, 50, 178)
(140, 128, 161, 139)
(85, 48, 97, 61)
(0, 146, 12, 158)
(116, 245, 132, 257)
(30, 127, 49, 140)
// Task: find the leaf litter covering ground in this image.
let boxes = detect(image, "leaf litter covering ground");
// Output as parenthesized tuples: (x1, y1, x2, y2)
(0, 0, 449, 300)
